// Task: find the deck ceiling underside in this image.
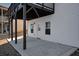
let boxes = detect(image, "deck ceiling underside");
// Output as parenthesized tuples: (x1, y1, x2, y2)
(16, 4, 54, 20)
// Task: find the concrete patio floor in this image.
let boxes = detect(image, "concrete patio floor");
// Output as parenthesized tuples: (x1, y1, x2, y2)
(7, 36, 77, 56)
(0, 38, 21, 56)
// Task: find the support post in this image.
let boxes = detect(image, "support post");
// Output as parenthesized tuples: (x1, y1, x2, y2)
(1, 8, 3, 34)
(15, 13, 17, 44)
(11, 17, 13, 41)
(1, 22, 3, 34)
(23, 4, 26, 49)
(8, 17, 10, 38)
(53, 3, 55, 13)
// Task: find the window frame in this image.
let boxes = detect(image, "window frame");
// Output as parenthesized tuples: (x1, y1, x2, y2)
(30, 24, 34, 33)
(45, 21, 51, 35)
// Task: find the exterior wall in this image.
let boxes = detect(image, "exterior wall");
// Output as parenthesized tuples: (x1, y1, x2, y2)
(13, 19, 28, 33)
(28, 3, 79, 48)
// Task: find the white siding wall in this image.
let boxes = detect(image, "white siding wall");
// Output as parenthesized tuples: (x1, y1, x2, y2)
(28, 3, 79, 48)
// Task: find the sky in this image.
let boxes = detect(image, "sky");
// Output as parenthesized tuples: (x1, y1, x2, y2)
(0, 3, 11, 8)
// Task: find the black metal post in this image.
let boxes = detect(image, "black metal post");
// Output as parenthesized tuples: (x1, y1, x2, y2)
(11, 17, 13, 41)
(53, 3, 55, 13)
(15, 13, 17, 44)
(23, 4, 26, 49)
(8, 17, 10, 38)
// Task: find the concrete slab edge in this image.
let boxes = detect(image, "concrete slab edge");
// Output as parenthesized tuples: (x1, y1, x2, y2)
(61, 48, 77, 56)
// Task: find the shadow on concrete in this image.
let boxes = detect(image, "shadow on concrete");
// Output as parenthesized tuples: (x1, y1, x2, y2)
(0, 41, 21, 56)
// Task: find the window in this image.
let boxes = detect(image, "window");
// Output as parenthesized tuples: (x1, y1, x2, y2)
(45, 21, 51, 35)
(30, 24, 34, 33)
(3, 10, 7, 16)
